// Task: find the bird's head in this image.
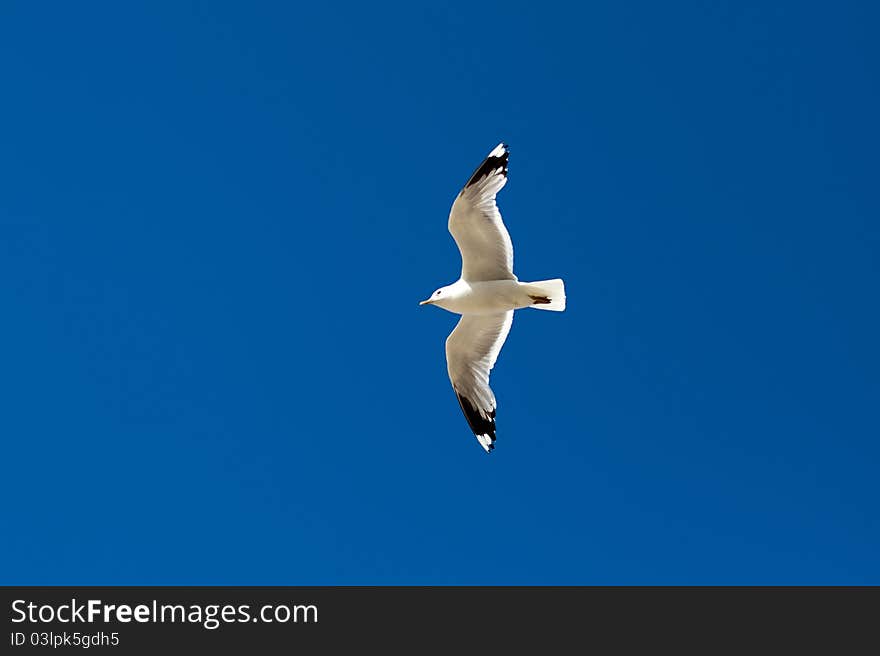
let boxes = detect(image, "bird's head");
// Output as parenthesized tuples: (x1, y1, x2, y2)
(421, 281, 466, 310)
(419, 287, 446, 306)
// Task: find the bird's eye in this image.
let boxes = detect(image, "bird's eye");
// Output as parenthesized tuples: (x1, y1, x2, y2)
(435, 291, 440, 295)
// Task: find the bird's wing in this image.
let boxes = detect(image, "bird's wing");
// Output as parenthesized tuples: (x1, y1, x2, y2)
(448, 143, 516, 282)
(445, 311, 514, 452)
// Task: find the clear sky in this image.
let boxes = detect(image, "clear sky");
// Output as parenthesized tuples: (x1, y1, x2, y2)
(1, 1, 878, 584)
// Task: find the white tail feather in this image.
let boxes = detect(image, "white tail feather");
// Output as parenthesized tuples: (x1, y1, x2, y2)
(524, 278, 566, 311)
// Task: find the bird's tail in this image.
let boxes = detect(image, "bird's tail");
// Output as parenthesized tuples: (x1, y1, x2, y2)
(523, 279, 566, 311)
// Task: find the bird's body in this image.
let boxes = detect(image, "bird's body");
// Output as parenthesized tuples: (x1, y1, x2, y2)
(428, 279, 548, 315)
(421, 143, 566, 453)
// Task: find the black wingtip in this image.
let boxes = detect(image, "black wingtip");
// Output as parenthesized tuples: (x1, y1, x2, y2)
(463, 143, 509, 189)
(455, 391, 497, 452)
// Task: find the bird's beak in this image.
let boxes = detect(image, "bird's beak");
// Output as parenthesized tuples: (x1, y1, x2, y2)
(419, 299, 433, 306)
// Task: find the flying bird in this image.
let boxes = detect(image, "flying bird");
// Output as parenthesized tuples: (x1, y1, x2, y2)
(420, 143, 566, 452)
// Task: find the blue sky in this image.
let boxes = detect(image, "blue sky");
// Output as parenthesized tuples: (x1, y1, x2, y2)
(1, 1, 878, 584)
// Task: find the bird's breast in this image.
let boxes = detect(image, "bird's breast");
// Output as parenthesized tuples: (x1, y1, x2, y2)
(445, 280, 527, 315)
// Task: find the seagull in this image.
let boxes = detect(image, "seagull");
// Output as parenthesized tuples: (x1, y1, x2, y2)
(420, 143, 566, 453)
